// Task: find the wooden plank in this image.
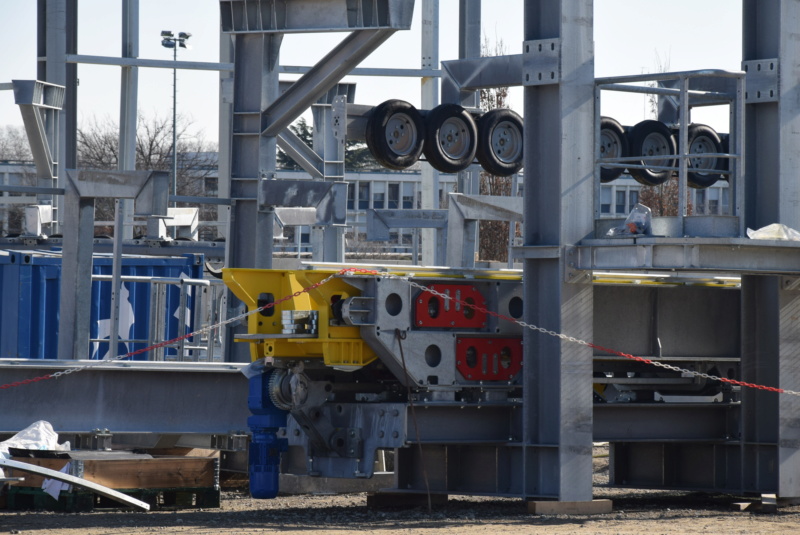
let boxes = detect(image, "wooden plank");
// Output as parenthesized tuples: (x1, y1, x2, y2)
(82, 458, 216, 489)
(11, 457, 216, 490)
(7, 459, 69, 487)
(0, 458, 149, 511)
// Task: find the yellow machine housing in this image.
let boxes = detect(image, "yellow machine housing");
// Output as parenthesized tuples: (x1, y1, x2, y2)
(223, 268, 377, 368)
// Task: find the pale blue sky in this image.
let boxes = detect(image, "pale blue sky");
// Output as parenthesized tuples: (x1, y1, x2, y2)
(0, 1, 742, 144)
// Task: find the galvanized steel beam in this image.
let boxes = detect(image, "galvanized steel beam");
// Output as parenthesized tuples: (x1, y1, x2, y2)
(219, 0, 414, 33)
(573, 239, 800, 275)
(445, 193, 523, 268)
(66, 53, 234, 71)
(261, 29, 395, 137)
(520, 0, 595, 502)
(0, 361, 249, 435)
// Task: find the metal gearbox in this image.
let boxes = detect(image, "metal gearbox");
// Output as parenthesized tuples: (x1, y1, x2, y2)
(224, 267, 527, 486)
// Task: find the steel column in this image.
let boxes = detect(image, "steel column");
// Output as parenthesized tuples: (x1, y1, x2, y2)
(118, 0, 138, 241)
(420, 0, 440, 265)
(521, 0, 595, 501)
(743, 0, 800, 231)
(457, 0, 480, 108)
(57, 181, 96, 360)
(740, 0, 800, 498)
(38, 0, 77, 231)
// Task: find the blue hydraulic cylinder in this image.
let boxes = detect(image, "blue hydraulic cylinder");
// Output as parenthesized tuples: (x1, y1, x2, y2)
(247, 372, 288, 499)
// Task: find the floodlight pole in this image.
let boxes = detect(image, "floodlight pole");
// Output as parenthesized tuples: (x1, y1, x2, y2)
(161, 30, 190, 210)
(171, 42, 177, 206)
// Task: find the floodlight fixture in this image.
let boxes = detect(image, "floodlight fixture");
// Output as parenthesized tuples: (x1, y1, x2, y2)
(161, 30, 174, 37)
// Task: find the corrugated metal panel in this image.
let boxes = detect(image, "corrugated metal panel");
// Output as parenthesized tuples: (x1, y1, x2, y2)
(0, 250, 203, 360)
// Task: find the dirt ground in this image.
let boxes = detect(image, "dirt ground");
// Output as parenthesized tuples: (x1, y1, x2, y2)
(3, 447, 800, 535)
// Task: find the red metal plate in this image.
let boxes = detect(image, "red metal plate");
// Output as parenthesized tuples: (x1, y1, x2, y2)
(456, 337, 523, 381)
(414, 284, 487, 328)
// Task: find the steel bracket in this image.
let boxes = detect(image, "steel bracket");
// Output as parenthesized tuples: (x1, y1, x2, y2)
(564, 245, 590, 283)
(782, 276, 800, 292)
(522, 39, 561, 86)
(742, 59, 778, 103)
(258, 179, 347, 225)
(211, 433, 249, 452)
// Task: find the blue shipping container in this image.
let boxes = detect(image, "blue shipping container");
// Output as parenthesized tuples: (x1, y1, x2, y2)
(0, 250, 203, 360)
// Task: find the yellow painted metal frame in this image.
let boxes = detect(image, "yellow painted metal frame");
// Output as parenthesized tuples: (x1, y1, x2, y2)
(223, 268, 377, 367)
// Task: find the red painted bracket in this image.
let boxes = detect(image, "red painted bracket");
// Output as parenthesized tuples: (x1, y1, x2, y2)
(414, 284, 487, 328)
(456, 337, 523, 381)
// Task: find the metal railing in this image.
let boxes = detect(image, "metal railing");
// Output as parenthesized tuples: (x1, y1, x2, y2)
(91, 274, 226, 362)
(594, 69, 746, 238)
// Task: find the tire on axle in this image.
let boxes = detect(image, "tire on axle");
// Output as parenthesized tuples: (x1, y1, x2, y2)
(365, 99, 425, 170)
(686, 123, 724, 189)
(423, 103, 478, 174)
(627, 119, 676, 186)
(475, 108, 524, 176)
(599, 116, 629, 183)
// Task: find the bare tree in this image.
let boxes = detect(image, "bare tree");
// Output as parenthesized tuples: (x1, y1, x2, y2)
(638, 52, 693, 217)
(638, 176, 693, 216)
(0, 126, 36, 235)
(77, 114, 218, 233)
(0, 126, 33, 161)
(477, 35, 516, 263)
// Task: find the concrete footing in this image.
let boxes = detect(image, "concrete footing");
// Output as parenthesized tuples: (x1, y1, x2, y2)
(527, 499, 613, 515)
(366, 491, 449, 509)
(278, 472, 394, 495)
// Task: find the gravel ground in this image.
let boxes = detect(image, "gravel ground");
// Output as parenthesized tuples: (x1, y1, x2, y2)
(3, 447, 800, 534)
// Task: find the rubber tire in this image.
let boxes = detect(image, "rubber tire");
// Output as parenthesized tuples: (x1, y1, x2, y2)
(475, 108, 524, 176)
(627, 120, 676, 186)
(599, 116, 629, 183)
(423, 104, 478, 174)
(686, 123, 723, 189)
(365, 100, 425, 170)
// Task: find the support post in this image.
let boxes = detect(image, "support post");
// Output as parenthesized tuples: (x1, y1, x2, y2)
(119, 0, 138, 238)
(57, 180, 96, 360)
(520, 0, 595, 502)
(420, 0, 440, 265)
(740, 0, 800, 498)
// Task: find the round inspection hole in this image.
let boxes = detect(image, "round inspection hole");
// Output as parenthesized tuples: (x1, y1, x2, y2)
(500, 347, 512, 369)
(465, 346, 477, 369)
(508, 296, 523, 319)
(463, 297, 476, 319)
(424, 345, 442, 368)
(427, 296, 440, 319)
(385, 293, 403, 316)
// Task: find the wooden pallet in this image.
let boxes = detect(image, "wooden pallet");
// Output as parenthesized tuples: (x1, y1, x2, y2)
(5, 453, 220, 511)
(5, 486, 220, 512)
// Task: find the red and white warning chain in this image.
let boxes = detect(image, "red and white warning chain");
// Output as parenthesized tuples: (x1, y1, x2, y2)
(2, 267, 797, 397)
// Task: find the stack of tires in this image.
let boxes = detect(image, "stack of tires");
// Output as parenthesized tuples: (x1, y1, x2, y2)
(365, 99, 524, 177)
(599, 117, 726, 189)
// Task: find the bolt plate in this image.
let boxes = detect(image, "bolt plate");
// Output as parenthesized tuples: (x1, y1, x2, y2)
(456, 337, 523, 381)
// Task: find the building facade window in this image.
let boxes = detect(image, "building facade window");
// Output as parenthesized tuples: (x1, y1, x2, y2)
(372, 182, 385, 209)
(358, 182, 370, 210)
(388, 183, 400, 209)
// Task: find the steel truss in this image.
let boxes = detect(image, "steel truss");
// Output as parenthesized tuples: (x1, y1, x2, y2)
(6, 0, 800, 505)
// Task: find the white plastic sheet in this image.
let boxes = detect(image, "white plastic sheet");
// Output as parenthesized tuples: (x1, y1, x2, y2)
(0, 420, 70, 479)
(746, 223, 800, 241)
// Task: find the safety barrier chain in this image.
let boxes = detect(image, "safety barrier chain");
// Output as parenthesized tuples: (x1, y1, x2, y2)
(2, 266, 798, 398)
(0, 268, 374, 391)
(393, 275, 800, 397)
